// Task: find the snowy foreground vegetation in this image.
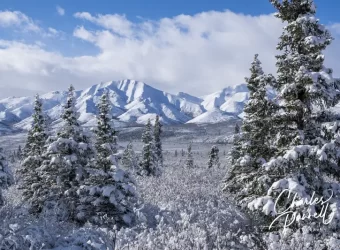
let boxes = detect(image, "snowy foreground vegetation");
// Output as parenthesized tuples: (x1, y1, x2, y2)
(1, 146, 251, 250)
(2, 0, 340, 249)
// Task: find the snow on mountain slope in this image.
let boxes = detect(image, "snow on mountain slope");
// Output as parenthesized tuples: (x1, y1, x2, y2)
(201, 88, 232, 111)
(165, 92, 205, 118)
(0, 110, 21, 124)
(220, 92, 248, 113)
(176, 92, 203, 104)
(186, 109, 236, 124)
(2, 79, 211, 129)
(201, 84, 249, 112)
(0, 80, 261, 130)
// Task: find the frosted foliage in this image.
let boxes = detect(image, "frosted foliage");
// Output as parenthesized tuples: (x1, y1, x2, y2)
(223, 54, 275, 211)
(114, 158, 261, 250)
(36, 85, 95, 217)
(0, 150, 264, 250)
(221, 2, 340, 247)
(208, 145, 220, 168)
(77, 92, 137, 228)
(186, 143, 194, 168)
(0, 148, 13, 206)
(93, 92, 117, 172)
(1, 141, 340, 249)
(17, 95, 47, 212)
(122, 142, 138, 171)
(139, 119, 161, 176)
(77, 166, 137, 227)
(0, 203, 116, 250)
(247, 0, 340, 227)
(153, 115, 163, 168)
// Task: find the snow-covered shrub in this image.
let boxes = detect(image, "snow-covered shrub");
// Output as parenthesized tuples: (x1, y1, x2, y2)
(114, 155, 261, 249)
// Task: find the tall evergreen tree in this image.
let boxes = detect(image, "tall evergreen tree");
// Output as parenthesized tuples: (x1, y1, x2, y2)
(224, 55, 276, 207)
(18, 95, 48, 212)
(234, 123, 240, 134)
(208, 145, 220, 168)
(153, 115, 163, 168)
(37, 85, 95, 218)
(186, 143, 194, 168)
(17, 145, 23, 161)
(139, 119, 160, 176)
(77, 92, 136, 227)
(122, 142, 137, 171)
(225, 0, 340, 235)
(269, 0, 337, 151)
(230, 123, 242, 164)
(0, 148, 13, 206)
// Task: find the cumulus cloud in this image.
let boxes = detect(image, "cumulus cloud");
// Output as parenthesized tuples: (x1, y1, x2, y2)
(0, 10, 62, 38)
(74, 12, 133, 37)
(0, 9, 340, 98)
(56, 6, 65, 16)
(0, 10, 40, 32)
(44, 27, 63, 38)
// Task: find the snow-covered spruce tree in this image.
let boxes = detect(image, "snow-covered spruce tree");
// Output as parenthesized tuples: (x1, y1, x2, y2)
(9, 153, 15, 164)
(208, 145, 220, 168)
(153, 115, 163, 168)
(17, 145, 23, 161)
(224, 55, 276, 207)
(234, 123, 240, 134)
(139, 119, 160, 176)
(230, 123, 242, 164)
(37, 85, 95, 219)
(122, 142, 137, 171)
(18, 95, 48, 212)
(186, 143, 194, 168)
(0, 147, 13, 206)
(77, 92, 136, 227)
(228, 0, 340, 235)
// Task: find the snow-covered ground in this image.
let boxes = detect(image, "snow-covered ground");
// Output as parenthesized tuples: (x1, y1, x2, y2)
(1, 149, 257, 249)
(0, 121, 237, 154)
(114, 153, 257, 249)
(1, 121, 339, 249)
(0, 122, 261, 249)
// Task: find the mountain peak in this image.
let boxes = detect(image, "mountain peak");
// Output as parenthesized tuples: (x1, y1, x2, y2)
(0, 81, 256, 131)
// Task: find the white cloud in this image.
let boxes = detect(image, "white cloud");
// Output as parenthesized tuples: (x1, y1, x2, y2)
(0, 10, 40, 32)
(73, 26, 96, 42)
(56, 6, 65, 16)
(45, 27, 63, 38)
(0, 10, 63, 39)
(74, 12, 133, 37)
(0, 10, 340, 98)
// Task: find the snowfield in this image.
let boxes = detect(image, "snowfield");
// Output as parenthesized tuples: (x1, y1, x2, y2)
(0, 124, 261, 250)
(1, 122, 340, 249)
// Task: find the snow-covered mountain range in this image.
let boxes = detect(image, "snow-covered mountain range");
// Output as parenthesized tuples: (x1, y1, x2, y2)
(0, 79, 256, 131)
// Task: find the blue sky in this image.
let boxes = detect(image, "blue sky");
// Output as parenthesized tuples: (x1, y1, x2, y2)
(1, 0, 338, 26)
(1, 0, 339, 31)
(0, 0, 339, 97)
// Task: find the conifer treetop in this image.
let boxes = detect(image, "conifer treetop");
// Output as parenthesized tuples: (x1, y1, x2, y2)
(94, 91, 118, 172)
(142, 119, 152, 144)
(95, 91, 116, 145)
(271, 0, 337, 109)
(58, 84, 82, 140)
(270, 0, 317, 21)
